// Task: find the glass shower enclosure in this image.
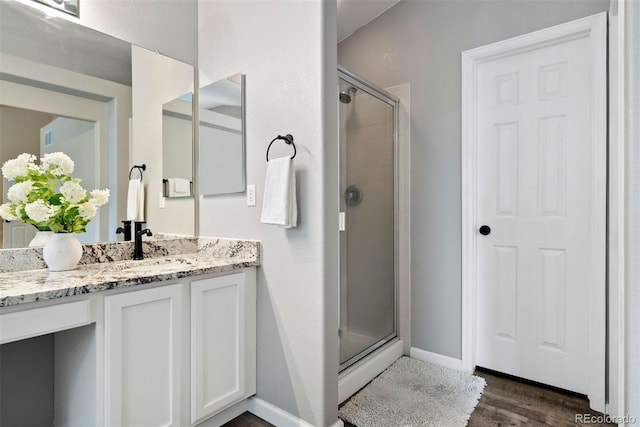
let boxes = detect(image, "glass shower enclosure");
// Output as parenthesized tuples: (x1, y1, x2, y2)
(338, 67, 399, 371)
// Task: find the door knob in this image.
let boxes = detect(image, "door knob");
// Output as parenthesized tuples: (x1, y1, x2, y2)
(479, 225, 491, 236)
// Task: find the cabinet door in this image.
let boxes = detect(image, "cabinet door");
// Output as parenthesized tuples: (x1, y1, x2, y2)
(191, 271, 256, 423)
(105, 284, 183, 427)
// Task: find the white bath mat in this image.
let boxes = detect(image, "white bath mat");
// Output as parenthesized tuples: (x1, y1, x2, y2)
(339, 356, 485, 427)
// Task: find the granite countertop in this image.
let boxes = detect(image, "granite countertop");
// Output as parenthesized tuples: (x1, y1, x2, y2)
(0, 238, 260, 308)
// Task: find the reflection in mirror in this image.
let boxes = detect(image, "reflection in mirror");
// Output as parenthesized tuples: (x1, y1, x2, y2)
(1, 106, 49, 247)
(34, 0, 79, 17)
(162, 93, 194, 198)
(1, 109, 98, 248)
(0, 0, 131, 249)
(0, 1, 196, 248)
(131, 45, 194, 237)
(199, 73, 245, 196)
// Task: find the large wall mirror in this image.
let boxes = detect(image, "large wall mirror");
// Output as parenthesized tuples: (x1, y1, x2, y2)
(199, 73, 246, 196)
(0, 1, 195, 249)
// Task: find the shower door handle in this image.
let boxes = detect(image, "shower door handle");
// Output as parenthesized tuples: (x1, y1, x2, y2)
(339, 212, 346, 232)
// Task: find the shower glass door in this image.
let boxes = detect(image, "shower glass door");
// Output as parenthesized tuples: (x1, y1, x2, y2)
(338, 69, 398, 371)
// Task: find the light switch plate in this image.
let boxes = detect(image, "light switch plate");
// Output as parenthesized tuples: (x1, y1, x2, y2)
(247, 184, 256, 207)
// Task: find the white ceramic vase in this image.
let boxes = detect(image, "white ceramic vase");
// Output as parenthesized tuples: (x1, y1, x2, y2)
(29, 230, 53, 247)
(43, 233, 83, 271)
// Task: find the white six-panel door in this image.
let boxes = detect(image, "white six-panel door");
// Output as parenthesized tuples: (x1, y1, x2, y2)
(462, 13, 606, 409)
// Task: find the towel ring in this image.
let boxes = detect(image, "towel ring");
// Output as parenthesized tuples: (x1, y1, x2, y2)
(266, 134, 296, 162)
(129, 164, 146, 180)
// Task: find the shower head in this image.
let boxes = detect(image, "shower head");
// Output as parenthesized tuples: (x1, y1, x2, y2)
(339, 92, 352, 104)
(339, 86, 357, 104)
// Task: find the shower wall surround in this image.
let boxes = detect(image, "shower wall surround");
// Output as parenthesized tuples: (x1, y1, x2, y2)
(343, 88, 395, 337)
(338, 72, 398, 370)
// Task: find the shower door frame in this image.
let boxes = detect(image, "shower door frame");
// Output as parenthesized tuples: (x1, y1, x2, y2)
(338, 66, 400, 372)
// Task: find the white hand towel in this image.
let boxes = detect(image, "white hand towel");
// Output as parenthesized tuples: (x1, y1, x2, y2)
(167, 178, 191, 197)
(260, 156, 297, 228)
(126, 179, 145, 221)
(174, 178, 191, 195)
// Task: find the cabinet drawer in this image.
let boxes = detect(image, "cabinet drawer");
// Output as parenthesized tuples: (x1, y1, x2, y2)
(0, 300, 92, 344)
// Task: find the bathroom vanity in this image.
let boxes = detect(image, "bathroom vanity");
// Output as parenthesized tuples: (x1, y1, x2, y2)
(0, 238, 259, 426)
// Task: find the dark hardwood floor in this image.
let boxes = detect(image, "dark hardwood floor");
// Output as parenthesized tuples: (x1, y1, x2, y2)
(223, 368, 614, 426)
(468, 368, 614, 426)
(222, 411, 275, 427)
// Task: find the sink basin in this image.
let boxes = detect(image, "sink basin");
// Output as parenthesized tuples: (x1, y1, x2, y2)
(125, 263, 188, 273)
(119, 258, 199, 274)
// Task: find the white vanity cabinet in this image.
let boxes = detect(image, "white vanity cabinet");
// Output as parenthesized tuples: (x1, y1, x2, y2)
(0, 266, 257, 427)
(190, 270, 257, 424)
(102, 268, 256, 426)
(104, 283, 184, 427)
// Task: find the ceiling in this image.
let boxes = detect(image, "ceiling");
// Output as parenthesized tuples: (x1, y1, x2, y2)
(337, 0, 401, 43)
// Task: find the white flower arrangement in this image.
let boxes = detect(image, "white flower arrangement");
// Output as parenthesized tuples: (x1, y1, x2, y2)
(0, 152, 109, 233)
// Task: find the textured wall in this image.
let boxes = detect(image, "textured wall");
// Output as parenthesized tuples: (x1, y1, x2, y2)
(338, 0, 610, 359)
(78, 0, 198, 65)
(197, 1, 340, 425)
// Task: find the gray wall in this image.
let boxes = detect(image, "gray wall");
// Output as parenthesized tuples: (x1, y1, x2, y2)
(0, 334, 54, 426)
(197, 1, 340, 425)
(338, 0, 610, 359)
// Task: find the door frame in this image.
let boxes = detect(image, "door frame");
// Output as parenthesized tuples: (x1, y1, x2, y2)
(606, 1, 626, 418)
(461, 12, 608, 412)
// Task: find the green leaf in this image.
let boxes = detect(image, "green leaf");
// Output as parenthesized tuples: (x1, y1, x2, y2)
(49, 194, 63, 205)
(49, 223, 64, 233)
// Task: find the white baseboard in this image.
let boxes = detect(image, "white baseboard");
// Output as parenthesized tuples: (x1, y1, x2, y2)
(200, 396, 345, 427)
(248, 397, 315, 427)
(410, 347, 465, 371)
(249, 397, 344, 427)
(338, 339, 404, 404)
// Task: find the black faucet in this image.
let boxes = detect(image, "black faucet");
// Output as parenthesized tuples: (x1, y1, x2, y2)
(116, 220, 132, 241)
(133, 221, 152, 260)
